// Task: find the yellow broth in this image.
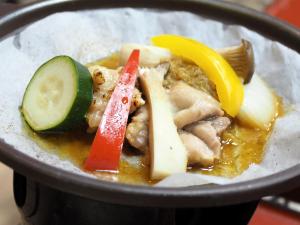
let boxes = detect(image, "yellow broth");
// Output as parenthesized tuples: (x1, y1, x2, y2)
(22, 53, 282, 185)
(196, 124, 271, 177)
(23, 126, 152, 185)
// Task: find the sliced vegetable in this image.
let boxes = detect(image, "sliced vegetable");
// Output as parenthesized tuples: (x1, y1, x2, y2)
(22, 56, 93, 132)
(84, 50, 140, 172)
(152, 34, 244, 117)
(217, 39, 254, 84)
(237, 74, 278, 130)
(120, 43, 171, 67)
(140, 64, 187, 180)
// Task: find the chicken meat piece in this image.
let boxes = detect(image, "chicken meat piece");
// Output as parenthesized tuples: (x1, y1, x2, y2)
(169, 81, 219, 110)
(86, 65, 145, 132)
(170, 81, 223, 128)
(179, 132, 214, 166)
(186, 121, 221, 159)
(130, 88, 145, 113)
(168, 82, 230, 164)
(209, 116, 231, 135)
(174, 100, 223, 129)
(185, 117, 231, 159)
(125, 105, 149, 153)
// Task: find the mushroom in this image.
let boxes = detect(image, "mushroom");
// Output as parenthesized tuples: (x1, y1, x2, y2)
(217, 39, 255, 84)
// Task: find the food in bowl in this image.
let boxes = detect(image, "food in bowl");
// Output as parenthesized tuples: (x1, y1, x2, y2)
(21, 34, 281, 185)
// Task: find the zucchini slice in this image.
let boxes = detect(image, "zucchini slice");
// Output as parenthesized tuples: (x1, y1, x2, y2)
(22, 56, 93, 132)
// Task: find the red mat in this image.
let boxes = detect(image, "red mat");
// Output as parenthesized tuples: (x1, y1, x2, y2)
(249, 203, 300, 225)
(267, 0, 300, 28)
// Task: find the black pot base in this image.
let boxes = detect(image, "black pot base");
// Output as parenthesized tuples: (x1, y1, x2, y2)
(14, 172, 258, 225)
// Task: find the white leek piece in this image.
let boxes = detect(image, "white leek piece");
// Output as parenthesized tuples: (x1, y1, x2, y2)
(237, 74, 278, 130)
(120, 44, 171, 67)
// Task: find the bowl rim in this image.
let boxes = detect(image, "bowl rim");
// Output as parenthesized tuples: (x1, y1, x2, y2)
(0, 0, 300, 207)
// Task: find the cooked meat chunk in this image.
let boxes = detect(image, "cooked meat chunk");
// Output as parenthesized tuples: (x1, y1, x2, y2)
(171, 81, 224, 131)
(86, 66, 118, 132)
(130, 88, 145, 113)
(89, 65, 120, 93)
(186, 122, 221, 159)
(209, 116, 231, 135)
(179, 132, 214, 166)
(174, 100, 223, 129)
(126, 105, 149, 153)
(169, 81, 219, 110)
(86, 65, 145, 132)
(170, 82, 230, 163)
(185, 117, 231, 160)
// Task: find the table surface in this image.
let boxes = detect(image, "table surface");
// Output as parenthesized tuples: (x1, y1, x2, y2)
(0, 163, 20, 225)
(0, 4, 22, 225)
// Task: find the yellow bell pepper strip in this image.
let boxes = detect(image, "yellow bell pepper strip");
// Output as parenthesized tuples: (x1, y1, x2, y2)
(152, 34, 244, 117)
(84, 50, 140, 172)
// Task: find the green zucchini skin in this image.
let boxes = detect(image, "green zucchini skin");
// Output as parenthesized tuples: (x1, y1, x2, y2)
(47, 56, 93, 132)
(21, 56, 93, 133)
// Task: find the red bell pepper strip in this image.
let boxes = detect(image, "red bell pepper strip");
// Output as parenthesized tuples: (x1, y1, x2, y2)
(84, 50, 140, 172)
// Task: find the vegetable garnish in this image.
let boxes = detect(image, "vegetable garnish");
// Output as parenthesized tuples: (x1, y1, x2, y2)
(139, 65, 188, 180)
(84, 50, 140, 172)
(237, 73, 278, 130)
(22, 56, 93, 132)
(120, 44, 171, 67)
(152, 34, 244, 117)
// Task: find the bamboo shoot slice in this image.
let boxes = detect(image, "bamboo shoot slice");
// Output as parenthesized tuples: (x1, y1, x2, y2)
(139, 66, 187, 180)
